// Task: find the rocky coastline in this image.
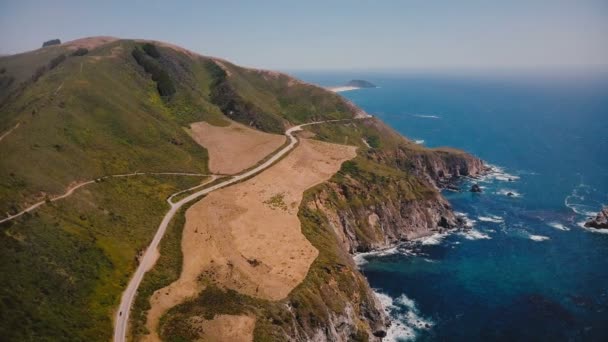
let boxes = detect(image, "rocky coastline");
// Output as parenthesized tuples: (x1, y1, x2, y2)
(585, 207, 608, 229)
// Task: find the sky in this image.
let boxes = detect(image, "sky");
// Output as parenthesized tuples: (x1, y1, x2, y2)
(1, 0, 607, 71)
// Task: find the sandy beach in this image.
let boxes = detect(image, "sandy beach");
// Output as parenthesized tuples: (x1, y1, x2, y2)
(327, 86, 360, 93)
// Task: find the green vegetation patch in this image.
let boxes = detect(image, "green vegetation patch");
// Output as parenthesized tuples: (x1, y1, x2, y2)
(0, 175, 201, 341)
(263, 192, 287, 211)
(132, 45, 176, 97)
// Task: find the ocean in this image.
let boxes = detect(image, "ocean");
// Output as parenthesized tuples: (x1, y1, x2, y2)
(295, 71, 608, 341)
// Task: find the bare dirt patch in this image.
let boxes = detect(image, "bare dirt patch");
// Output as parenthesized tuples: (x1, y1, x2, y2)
(188, 120, 285, 175)
(64, 36, 118, 50)
(143, 139, 356, 340)
(189, 314, 255, 342)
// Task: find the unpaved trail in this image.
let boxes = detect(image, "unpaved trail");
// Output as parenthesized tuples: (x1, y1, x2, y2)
(114, 119, 358, 342)
(189, 120, 286, 175)
(0, 122, 20, 143)
(0, 172, 213, 224)
(142, 139, 356, 341)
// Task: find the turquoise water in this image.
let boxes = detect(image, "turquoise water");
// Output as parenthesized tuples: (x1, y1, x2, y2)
(296, 71, 608, 341)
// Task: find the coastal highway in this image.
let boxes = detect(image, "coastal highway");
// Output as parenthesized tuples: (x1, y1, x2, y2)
(113, 119, 357, 342)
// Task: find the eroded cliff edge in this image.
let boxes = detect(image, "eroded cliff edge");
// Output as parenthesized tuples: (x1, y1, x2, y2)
(159, 121, 486, 342)
(284, 118, 485, 340)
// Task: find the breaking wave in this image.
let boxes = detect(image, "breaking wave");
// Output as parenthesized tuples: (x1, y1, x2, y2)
(353, 246, 400, 266)
(375, 290, 434, 341)
(529, 234, 550, 242)
(458, 229, 492, 240)
(478, 215, 504, 223)
(411, 114, 440, 119)
(547, 222, 570, 231)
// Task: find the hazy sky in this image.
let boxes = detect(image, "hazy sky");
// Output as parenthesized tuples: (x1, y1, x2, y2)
(1, 0, 607, 71)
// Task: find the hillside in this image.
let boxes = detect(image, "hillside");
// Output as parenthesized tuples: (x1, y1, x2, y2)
(0, 37, 484, 341)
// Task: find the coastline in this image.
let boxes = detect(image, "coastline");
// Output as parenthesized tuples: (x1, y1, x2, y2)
(327, 86, 360, 93)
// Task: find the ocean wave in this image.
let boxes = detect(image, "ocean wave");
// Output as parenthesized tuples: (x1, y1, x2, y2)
(547, 222, 570, 231)
(564, 183, 603, 217)
(456, 211, 476, 228)
(564, 197, 597, 217)
(529, 234, 550, 242)
(496, 189, 522, 198)
(479, 164, 521, 183)
(375, 291, 433, 341)
(411, 114, 440, 119)
(577, 221, 608, 234)
(414, 139, 425, 145)
(478, 215, 504, 223)
(458, 229, 491, 240)
(417, 232, 449, 246)
(353, 246, 399, 266)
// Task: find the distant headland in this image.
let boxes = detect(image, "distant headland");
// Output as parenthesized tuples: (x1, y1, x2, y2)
(327, 79, 377, 93)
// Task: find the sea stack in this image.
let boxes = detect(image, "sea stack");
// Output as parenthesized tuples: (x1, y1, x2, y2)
(584, 207, 608, 229)
(470, 184, 482, 193)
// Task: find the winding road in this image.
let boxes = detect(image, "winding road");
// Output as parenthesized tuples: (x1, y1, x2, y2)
(0, 172, 214, 224)
(113, 119, 353, 342)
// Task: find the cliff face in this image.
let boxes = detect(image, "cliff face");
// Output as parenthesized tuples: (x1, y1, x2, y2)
(290, 126, 485, 340)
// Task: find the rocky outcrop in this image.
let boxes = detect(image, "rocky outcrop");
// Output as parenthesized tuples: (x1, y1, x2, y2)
(471, 184, 482, 193)
(293, 144, 485, 341)
(399, 149, 486, 189)
(585, 207, 608, 229)
(311, 181, 459, 253)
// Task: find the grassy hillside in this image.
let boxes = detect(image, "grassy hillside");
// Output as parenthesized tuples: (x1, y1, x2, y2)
(0, 37, 371, 341)
(0, 175, 204, 341)
(0, 37, 482, 341)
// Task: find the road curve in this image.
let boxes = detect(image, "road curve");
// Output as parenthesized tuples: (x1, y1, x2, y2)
(113, 119, 351, 342)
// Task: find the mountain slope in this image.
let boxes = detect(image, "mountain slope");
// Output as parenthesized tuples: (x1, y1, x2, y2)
(0, 37, 484, 341)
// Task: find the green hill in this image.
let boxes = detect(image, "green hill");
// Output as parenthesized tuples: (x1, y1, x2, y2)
(0, 37, 483, 341)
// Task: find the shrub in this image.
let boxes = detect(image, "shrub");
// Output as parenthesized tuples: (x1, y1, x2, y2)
(142, 43, 160, 58)
(48, 54, 66, 70)
(42, 39, 61, 47)
(31, 66, 47, 82)
(366, 135, 380, 148)
(340, 160, 359, 175)
(131, 47, 176, 97)
(71, 48, 89, 56)
(0, 67, 6, 74)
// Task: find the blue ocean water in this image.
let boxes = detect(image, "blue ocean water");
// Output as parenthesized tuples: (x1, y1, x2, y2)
(296, 71, 608, 341)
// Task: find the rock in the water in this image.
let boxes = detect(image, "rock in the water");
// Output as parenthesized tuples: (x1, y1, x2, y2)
(470, 184, 482, 193)
(373, 330, 387, 338)
(584, 207, 608, 229)
(507, 192, 515, 197)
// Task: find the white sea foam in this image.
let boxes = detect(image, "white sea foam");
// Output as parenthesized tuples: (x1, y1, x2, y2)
(353, 246, 399, 266)
(414, 139, 425, 145)
(375, 291, 434, 341)
(459, 229, 492, 240)
(564, 184, 601, 217)
(412, 114, 440, 119)
(529, 234, 550, 242)
(577, 221, 608, 234)
(417, 232, 449, 245)
(496, 189, 522, 198)
(478, 215, 504, 223)
(564, 197, 597, 217)
(455, 212, 476, 228)
(547, 222, 570, 231)
(479, 164, 521, 183)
